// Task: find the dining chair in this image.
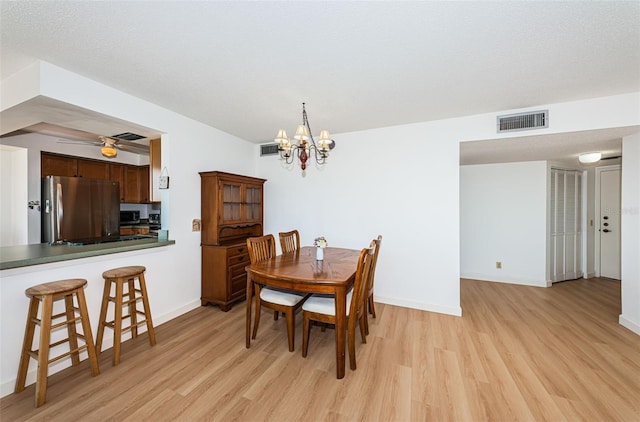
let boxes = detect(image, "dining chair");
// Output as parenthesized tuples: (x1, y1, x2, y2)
(278, 229, 300, 254)
(364, 235, 382, 335)
(246, 234, 308, 352)
(301, 240, 376, 370)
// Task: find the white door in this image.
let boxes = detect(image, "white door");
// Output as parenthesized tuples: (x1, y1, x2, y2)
(550, 168, 583, 282)
(598, 167, 621, 279)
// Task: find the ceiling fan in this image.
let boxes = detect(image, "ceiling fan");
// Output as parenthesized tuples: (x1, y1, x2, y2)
(57, 134, 150, 158)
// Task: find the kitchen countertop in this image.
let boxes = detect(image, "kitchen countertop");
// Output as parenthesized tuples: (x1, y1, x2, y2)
(0, 238, 175, 270)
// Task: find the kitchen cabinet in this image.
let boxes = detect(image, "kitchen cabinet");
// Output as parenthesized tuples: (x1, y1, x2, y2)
(120, 226, 150, 236)
(149, 138, 161, 203)
(77, 159, 109, 180)
(123, 165, 150, 203)
(200, 171, 266, 311)
(139, 165, 150, 203)
(41, 153, 78, 177)
(109, 163, 125, 201)
(41, 152, 154, 204)
(42, 152, 108, 179)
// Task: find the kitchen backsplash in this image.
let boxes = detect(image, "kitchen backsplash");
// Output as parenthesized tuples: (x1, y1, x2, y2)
(120, 202, 160, 220)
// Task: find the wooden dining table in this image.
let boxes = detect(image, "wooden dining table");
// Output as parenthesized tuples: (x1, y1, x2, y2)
(245, 246, 361, 379)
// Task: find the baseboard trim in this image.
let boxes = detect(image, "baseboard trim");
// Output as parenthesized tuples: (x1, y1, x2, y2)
(375, 295, 462, 317)
(0, 299, 202, 399)
(460, 273, 548, 288)
(619, 314, 640, 336)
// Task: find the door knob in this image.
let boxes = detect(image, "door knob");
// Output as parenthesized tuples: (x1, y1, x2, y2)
(603, 229, 611, 233)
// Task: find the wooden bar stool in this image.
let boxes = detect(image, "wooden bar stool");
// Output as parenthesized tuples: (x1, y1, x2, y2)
(15, 278, 99, 407)
(95, 266, 156, 366)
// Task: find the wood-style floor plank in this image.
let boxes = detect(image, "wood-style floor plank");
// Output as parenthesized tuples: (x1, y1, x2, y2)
(2, 277, 639, 421)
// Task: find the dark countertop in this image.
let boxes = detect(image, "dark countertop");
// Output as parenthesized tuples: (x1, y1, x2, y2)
(0, 238, 176, 270)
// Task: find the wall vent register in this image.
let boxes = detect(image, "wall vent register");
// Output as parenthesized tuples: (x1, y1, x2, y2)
(497, 110, 548, 133)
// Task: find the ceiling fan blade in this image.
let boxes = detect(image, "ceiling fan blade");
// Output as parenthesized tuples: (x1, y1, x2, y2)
(114, 140, 150, 155)
(57, 139, 104, 146)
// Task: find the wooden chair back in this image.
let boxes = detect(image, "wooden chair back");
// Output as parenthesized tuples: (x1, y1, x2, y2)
(348, 242, 376, 332)
(367, 235, 382, 295)
(246, 234, 276, 264)
(279, 230, 300, 254)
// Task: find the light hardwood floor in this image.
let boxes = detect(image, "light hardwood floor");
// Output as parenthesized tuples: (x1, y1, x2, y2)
(2, 277, 639, 421)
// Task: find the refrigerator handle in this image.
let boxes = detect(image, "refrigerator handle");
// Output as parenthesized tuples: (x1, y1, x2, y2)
(56, 183, 63, 242)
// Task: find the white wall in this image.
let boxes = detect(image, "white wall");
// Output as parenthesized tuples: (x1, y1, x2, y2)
(258, 119, 463, 317)
(460, 161, 548, 286)
(620, 133, 640, 335)
(0, 146, 28, 246)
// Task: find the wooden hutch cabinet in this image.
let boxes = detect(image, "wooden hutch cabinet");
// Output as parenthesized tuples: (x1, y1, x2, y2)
(200, 171, 266, 311)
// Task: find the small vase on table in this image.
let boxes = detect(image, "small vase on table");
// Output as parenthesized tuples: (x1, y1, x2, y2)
(314, 236, 327, 261)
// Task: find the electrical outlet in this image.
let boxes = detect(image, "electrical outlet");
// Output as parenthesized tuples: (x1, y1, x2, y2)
(496, 261, 502, 269)
(192, 219, 201, 232)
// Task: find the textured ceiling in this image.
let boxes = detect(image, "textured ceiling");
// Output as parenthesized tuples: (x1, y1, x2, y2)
(1, 1, 639, 163)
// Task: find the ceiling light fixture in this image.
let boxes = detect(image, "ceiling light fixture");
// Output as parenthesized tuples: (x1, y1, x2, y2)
(578, 152, 602, 164)
(100, 138, 117, 158)
(275, 102, 335, 170)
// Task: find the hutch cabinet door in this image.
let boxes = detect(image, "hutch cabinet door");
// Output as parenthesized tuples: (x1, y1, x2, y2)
(219, 180, 243, 224)
(244, 183, 263, 222)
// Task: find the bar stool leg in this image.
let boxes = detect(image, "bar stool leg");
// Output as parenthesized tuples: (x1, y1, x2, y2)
(35, 295, 53, 408)
(128, 277, 138, 338)
(76, 287, 100, 376)
(113, 280, 124, 366)
(137, 273, 156, 346)
(95, 279, 111, 354)
(64, 295, 80, 366)
(15, 298, 39, 393)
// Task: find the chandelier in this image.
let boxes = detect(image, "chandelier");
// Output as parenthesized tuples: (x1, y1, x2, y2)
(274, 103, 335, 170)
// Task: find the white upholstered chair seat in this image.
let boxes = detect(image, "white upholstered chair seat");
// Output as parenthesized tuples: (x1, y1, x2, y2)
(261, 287, 307, 307)
(302, 290, 354, 316)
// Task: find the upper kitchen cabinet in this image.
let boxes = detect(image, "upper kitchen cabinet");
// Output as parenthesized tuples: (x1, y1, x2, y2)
(109, 163, 125, 201)
(200, 171, 266, 245)
(77, 159, 109, 180)
(124, 164, 150, 203)
(41, 152, 153, 204)
(42, 152, 108, 179)
(149, 138, 161, 203)
(41, 152, 77, 177)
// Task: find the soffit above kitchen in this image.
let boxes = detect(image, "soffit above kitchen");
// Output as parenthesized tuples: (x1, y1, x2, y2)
(0, 95, 162, 152)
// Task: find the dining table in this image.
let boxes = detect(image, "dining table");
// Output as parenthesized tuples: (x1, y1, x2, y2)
(245, 246, 361, 379)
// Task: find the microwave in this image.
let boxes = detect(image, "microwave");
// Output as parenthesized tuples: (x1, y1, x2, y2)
(120, 210, 140, 225)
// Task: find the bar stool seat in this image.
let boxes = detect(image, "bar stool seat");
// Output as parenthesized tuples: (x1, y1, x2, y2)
(15, 278, 99, 407)
(95, 266, 156, 366)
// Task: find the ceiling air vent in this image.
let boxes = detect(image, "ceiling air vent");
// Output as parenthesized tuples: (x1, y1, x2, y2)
(111, 132, 146, 141)
(497, 110, 548, 133)
(260, 144, 279, 156)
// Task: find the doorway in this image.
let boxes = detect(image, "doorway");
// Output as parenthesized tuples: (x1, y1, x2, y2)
(595, 165, 621, 280)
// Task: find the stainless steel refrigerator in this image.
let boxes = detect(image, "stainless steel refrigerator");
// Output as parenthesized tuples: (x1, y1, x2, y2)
(42, 176, 120, 244)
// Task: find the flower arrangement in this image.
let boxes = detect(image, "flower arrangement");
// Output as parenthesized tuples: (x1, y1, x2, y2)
(314, 236, 328, 248)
